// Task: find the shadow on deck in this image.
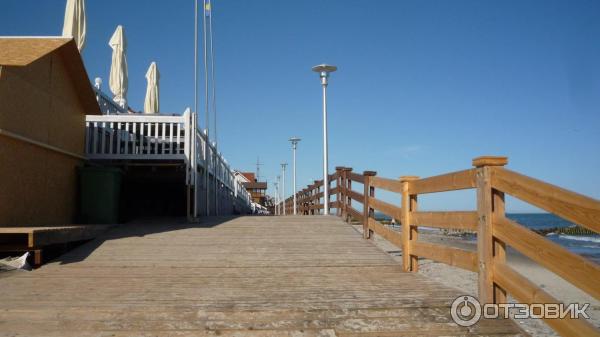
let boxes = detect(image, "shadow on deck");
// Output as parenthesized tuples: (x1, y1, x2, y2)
(0, 216, 524, 337)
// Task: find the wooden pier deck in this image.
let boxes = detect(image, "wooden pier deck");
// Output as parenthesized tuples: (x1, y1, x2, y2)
(0, 216, 523, 337)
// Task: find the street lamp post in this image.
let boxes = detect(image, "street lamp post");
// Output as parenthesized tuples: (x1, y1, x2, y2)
(289, 137, 301, 215)
(281, 163, 288, 215)
(312, 64, 337, 215)
(274, 180, 279, 215)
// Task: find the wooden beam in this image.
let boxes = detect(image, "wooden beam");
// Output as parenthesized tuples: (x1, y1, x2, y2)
(401, 176, 419, 272)
(370, 176, 403, 193)
(408, 169, 476, 195)
(492, 167, 600, 234)
(411, 211, 478, 231)
(494, 262, 600, 337)
(363, 171, 377, 239)
(475, 156, 508, 304)
(368, 217, 403, 248)
(348, 172, 365, 184)
(494, 216, 600, 301)
(369, 197, 402, 221)
(412, 241, 478, 272)
(347, 189, 364, 204)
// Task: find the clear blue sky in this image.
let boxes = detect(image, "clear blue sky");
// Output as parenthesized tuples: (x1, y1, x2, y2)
(2, 0, 599, 212)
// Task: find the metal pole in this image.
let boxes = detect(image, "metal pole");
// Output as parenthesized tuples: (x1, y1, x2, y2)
(192, 0, 199, 219)
(322, 82, 329, 215)
(292, 144, 297, 215)
(281, 164, 287, 215)
(202, 0, 210, 216)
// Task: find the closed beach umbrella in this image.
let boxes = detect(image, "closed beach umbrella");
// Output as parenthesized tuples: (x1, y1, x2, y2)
(144, 62, 160, 114)
(62, 0, 86, 51)
(109, 25, 128, 107)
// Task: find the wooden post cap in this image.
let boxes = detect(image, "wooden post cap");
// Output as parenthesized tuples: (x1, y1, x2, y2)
(472, 156, 508, 167)
(363, 171, 377, 176)
(400, 176, 419, 182)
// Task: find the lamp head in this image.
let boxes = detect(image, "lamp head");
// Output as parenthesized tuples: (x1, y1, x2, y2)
(312, 64, 337, 86)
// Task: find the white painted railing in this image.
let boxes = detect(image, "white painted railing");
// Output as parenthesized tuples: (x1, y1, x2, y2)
(94, 87, 127, 115)
(85, 114, 189, 161)
(84, 110, 251, 211)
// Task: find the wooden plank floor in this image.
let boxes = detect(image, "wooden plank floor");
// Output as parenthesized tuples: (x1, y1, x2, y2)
(0, 216, 524, 337)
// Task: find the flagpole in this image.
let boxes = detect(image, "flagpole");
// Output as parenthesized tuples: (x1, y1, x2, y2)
(203, 0, 211, 216)
(208, 0, 218, 215)
(193, 0, 199, 219)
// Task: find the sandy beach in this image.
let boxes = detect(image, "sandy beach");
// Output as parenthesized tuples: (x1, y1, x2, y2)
(354, 224, 600, 337)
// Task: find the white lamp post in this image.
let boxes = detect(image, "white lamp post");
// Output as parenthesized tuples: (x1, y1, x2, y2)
(274, 180, 279, 215)
(289, 137, 301, 215)
(312, 64, 337, 215)
(281, 163, 287, 215)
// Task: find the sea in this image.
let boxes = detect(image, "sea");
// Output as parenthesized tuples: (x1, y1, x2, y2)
(374, 212, 600, 263)
(507, 213, 600, 263)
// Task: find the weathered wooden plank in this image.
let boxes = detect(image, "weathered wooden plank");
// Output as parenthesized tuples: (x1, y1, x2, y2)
(412, 241, 478, 272)
(408, 169, 476, 195)
(492, 167, 600, 234)
(368, 218, 403, 248)
(494, 262, 599, 337)
(370, 176, 403, 193)
(494, 216, 600, 300)
(411, 211, 477, 231)
(347, 189, 364, 204)
(369, 197, 402, 220)
(348, 172, 365, 184)
(0, 216, 523, 337)
(348, 207, 364, 221)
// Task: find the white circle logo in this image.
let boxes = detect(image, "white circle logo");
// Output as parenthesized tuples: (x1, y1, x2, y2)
(451, 295, 482, 327)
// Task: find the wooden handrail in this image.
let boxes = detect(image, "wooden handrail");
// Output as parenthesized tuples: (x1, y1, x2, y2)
(494, 216, 600, 300)
(369, 197, 402, 220)
(412, 241, 478, 272)
(348, 172, 365, 183)
(370, 176, 403, 193)
(408, 169, 476, 194)
(411, 211, 478, 231)
(289, 156, 600, 337)
(494, 261, 599, 337)
(368, 218, 403, 247)
(492, 167, 600, 234)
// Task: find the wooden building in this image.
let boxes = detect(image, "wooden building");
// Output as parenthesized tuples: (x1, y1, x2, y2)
(235, 171, 268, 206)
(0, 37, 100, 226)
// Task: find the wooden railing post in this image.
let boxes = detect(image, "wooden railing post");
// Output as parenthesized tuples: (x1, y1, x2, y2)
(363, 171, 377, 239)
(400, 176, 419, 272)
(314, 180, 320, 215)
(345, 168, 353, 222)
(473, 156, 508, 304)
(335, 167, 344, 217)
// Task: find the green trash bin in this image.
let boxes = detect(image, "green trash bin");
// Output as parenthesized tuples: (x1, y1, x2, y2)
(78, 167, 122, 224)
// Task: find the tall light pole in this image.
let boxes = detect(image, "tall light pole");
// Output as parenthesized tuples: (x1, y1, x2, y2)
(312, 64, 337, 215)
(274, 180, 279, 215)
(289, 137, 301, 215)
(281, 163, 287, 215)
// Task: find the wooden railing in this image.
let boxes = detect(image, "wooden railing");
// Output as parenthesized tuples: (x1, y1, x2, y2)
(280, 156, 600, 337)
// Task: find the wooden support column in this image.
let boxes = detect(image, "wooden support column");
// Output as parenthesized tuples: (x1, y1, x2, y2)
(400, 176, 419, 272)
(335, 167, 344, 217)
(344, 167, 352, 222)
(363, 171, 377, 239)
(473, 156, 508, 304)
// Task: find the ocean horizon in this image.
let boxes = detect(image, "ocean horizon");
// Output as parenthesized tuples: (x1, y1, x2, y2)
(374, 212, 600, 263)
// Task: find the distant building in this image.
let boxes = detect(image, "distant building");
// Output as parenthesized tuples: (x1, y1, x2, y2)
(0, 37, 100, 226)
(234, 171, 267, 206)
